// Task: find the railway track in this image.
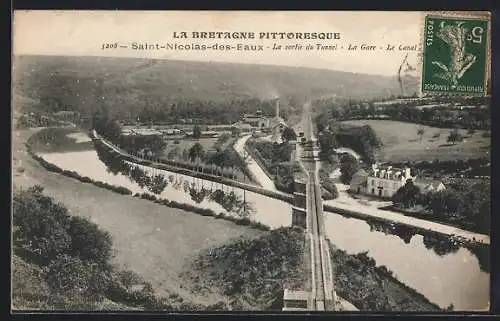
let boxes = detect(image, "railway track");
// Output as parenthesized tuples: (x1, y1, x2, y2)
(300, 104, 335, 311)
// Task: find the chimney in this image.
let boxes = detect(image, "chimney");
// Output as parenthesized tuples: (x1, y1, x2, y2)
(275, 98, 280, 119)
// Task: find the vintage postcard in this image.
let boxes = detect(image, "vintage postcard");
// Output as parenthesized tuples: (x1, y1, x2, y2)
(11, 11, 491, 313)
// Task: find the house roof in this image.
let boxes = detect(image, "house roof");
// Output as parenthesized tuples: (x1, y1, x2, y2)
(350, 169, 368, 186)
(243, 115, 266, 120)
(415, 179, 445, 191)
(232, 121, 253, 129)
(353, 169, 368, 177)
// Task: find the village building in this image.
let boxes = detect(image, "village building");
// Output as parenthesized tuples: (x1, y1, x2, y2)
(242, 110, 271, 129)
(235, 98, 290, 143)
(350, 164, 445, 198)
(415, 180, 446, 193)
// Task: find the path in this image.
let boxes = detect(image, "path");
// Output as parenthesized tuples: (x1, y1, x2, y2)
(333, 147, 360, 160)
(233, 135, 278, 192)
(323, 199, 489, 244)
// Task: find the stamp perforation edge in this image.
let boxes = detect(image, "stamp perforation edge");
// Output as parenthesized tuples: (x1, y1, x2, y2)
(419, 11, 491, 97)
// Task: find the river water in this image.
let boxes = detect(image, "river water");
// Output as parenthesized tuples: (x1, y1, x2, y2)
(39, 149, 489, 311)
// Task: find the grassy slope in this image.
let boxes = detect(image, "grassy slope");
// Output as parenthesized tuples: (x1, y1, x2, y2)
(340, 120, 490, 162)
(13, 129, 263, 307)
(13, 55, 416, 116)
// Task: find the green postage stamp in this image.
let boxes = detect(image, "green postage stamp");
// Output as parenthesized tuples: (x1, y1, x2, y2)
(422, 15, 490, 96)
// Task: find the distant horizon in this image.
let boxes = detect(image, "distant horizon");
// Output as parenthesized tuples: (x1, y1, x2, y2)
(14, 53, 416, 79)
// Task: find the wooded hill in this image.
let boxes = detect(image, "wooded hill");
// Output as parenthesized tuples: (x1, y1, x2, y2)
(13, 55, 418, 123)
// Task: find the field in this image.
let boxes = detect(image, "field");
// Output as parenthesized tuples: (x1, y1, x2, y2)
(13, 129, 263, 307)
(163, 137, 220, 156)
(25, 127, 94, 153)
(339, 120, 490, 162)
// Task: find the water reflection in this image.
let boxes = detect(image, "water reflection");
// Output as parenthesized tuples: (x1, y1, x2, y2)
(95, 142, 168, 195)
(366, 220, 489, 273)
(95, 141, 256, 219)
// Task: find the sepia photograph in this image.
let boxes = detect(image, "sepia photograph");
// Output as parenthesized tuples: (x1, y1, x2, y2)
(11, 11, 491, 312)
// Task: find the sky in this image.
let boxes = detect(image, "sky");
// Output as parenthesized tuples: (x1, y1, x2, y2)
(13, 11, 429, 76)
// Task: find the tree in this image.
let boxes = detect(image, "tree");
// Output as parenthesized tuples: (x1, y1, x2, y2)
(423, 190, 460, 218)
(167, 147, 181, 160)
(281, 127, 297, 142)
(188, 142, 205, 162)
(318, 130, 338, 159)
(368, 102, 376, 118)
(417, 127, 425, 142)
(447, 129, 462, 145)
(456, 181, 490, 231)
(392, 179, 421, 208)
(209, 150, 229, 168)
(67, 216, 113, 266)
(339, 154, 359, 184)
(193, 125, 202, 139)
(149, 136, 167, 155)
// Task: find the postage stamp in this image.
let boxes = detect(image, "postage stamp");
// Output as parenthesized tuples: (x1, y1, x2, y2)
(421, 15, 490, 96)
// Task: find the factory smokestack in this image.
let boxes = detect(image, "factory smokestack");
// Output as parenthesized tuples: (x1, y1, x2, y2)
(275, 98, 280, 119)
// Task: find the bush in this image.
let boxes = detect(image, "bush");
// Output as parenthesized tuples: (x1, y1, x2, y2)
(12, 255, 51, 305)
(322, 177, 339, 199)
(67, 216, 113, 266)
(106, 273, 163, 309)
(13, 186, 72, 264)
(45, 254, 109, 300)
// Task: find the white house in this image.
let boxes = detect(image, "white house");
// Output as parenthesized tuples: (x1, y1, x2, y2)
(350, 164, 416, 198)
(350, 164, 446, 198)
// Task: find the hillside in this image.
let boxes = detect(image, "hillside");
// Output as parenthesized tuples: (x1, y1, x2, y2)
(182, 227, 441, 311)
(13, 55, 418, 121)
